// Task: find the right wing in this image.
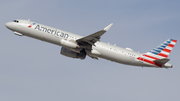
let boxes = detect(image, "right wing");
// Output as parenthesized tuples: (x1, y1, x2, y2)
(76, 23, 113, 46)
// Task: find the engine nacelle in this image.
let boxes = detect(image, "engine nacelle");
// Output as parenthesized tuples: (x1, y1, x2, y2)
(60, 47, 86, 60)
(60, 39, 79, 48)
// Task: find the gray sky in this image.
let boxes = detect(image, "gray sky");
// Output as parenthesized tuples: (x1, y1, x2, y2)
(1, 0, 180, 101)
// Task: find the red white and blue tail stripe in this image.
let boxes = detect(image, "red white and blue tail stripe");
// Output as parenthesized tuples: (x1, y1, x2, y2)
(137, 39, 177, 67)
(145, 39, 177, 59)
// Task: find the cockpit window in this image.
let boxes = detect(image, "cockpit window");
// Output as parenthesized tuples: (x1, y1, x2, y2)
(13, 20, 19, 23)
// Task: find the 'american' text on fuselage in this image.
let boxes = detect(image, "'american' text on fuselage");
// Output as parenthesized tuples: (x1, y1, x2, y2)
(34, 24, 69, 38)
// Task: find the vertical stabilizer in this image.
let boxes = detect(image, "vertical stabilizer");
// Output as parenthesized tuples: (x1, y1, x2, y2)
(143, 39, 177, 61)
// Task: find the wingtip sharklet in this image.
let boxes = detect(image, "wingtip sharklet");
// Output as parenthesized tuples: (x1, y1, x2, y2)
(104, 23, 113, 31)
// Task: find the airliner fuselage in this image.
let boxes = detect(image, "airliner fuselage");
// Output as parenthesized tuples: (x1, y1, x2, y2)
(6, 19, 176, 68)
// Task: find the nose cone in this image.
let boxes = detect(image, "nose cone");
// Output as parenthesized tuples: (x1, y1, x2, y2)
(5, 22, 11, 29)
(5, 22, 16, 31)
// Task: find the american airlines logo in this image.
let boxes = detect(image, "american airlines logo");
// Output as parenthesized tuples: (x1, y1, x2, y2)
(28, 23, 36, 28)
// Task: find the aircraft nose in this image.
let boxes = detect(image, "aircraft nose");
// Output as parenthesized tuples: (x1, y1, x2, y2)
(5, 22, 11, 29)
(5, 22, 17, 31)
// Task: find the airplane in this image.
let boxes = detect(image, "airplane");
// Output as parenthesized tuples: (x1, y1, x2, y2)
(5, 19, 177, 68)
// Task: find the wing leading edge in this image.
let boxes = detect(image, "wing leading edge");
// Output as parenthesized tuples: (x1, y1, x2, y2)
(76, 23, 113, 46)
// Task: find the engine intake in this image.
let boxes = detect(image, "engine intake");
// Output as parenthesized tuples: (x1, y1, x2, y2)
(60, 47, 86, 60)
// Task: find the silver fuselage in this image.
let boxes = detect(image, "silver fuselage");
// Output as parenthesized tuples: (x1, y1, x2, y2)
(5, 19, 172, 68)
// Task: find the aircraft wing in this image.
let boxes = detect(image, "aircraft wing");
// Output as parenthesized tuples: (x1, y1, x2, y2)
(76, 23, 113, 46)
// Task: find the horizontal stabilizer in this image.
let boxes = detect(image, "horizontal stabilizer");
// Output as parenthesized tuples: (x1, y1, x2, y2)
(153, 58, 170, 65)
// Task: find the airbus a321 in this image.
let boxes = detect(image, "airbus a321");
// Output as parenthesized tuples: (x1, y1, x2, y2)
(5, 19, 177, 68)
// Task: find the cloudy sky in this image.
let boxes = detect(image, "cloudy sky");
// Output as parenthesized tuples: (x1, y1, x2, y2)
(1, 0, 180, 101)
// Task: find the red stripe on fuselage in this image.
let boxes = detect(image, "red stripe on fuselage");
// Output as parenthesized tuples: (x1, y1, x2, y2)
(137, 57, 162, 67)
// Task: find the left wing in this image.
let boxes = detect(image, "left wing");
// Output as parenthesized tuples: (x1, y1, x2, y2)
(76, 23, 113, 46)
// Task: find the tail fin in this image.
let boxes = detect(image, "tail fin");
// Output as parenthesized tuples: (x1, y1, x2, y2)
(143, 39, 177, 60)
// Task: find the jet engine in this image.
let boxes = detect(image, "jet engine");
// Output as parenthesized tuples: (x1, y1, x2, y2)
(60, 47, 86, 60)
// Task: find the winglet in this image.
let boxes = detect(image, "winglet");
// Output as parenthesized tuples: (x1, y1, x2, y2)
(104, 23, 113, 31)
